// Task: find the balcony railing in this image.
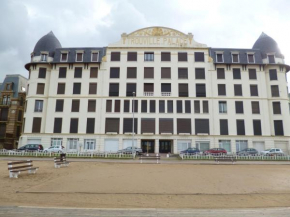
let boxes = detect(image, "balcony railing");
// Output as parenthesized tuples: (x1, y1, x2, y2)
(144, 92, 154, 96)
(161, 92, 171, 96)
(0, 101, 11, 106)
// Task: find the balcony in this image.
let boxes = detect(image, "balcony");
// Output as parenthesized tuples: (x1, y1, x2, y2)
(144, 92, 154, 96)
(161, 92, 171, 96)
(0, 101, 11, 107)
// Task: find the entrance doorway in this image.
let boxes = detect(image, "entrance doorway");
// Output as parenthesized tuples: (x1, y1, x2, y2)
(141, 140, 155, 153)
(159, 140, 172, 153)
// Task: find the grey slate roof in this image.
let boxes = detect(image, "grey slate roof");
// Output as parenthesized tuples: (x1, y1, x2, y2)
(209, 48, 263, 64)
(52, 47, 106, 63)
(0, 76, 21, 98)
(33, 31, 62, 57)
(252, 32, 283, 58)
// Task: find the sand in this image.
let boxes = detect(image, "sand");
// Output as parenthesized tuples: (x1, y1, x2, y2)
(1, 160, 290, 208)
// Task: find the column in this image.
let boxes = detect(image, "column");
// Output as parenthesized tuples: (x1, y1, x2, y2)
(173, 139, 177, 154)
(155, 139, 159, 154)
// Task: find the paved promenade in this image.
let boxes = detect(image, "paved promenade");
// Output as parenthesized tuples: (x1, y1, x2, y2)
(0, 206, 290, 217)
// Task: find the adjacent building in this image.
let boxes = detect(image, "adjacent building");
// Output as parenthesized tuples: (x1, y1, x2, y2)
(20, 27, 290, 154)
(0, 75, 27, 149)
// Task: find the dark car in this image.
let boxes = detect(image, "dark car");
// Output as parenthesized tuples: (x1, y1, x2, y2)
(18, 144, 43, 152)
(180, 148, 200, 155)
(203, 148, 227, 155)
(237, 148, 258, 156)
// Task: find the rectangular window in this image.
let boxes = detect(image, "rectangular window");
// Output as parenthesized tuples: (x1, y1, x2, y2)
(216, 53, 223, 62)
(76, 53, 83, 62)
(70, 118, 78, 133)
(17, 110, 22, 121)
(141, 100, 147, 113)
(271, 85, 279, 97)
(127, 67, 137, 78)
(218, 84, 226, 96)
(195, 52, 204, 62)
(141, 118, 155, 134)
(91, 52, 98, 62)
(73, 83, 81, 94)
(105, 118, 120, 133)
(34, 100, 43, 112)
(90, 67, 98, 78)
(219, 101, 227, 113)
(61, 53, 68, 62)
(86, 118, 95, 134)
(167, 100, 173, 113)
(269, 69, 277, 80)
(0, 108, 8, 121)
(161, 67, 171, 79)
(161, 52, 171, 61)
(111, 52, 120, 61)
(115, 100, 120, 112)
(268, 55, 275, 63)
(110, 67, 120, 78)
(253, 120, 262, 136)
(178, 68, 188, 79)
(126, 83, 136, 96)
(59, 67, 67, 78)
(196, 84, 206, 97)
(235, 101, 244, 114)
(57, 83, 65, 94)
(194, 100, 200, 113)
(123, 118, 138, 134)
(232, 54, 239, 63)
(236, 120, 245, 135)
(88, 100, 96, 112)
(32, 117, 41, 133)
(195, 68, 205, 79)
(131, 100, 138, 113)
(251, 101, 260, 114)
(179, 84, 188, 97)
(234, 84, 243, 96)
(38, 68, 46, 78)
(178, 52, 187, 61)
(250, 85, 258, 96)
(220, 119, 228, 135)
(185, 100, 191, 113)
(89, 83, 97, 94)
(109, 83, 119, 96)
(273, 102, 281, 114)
(248, 54, 255, 63)
(36, 83, 45, 94)
(127, 52, 137, 61)
(124, 100, 130, 112)
(106, 100, 112, 112)
(274, 120, 284, 136)
(248, 69, 257, 80)
(159, 118, 174, 134)
(177, 100, 183, 113)
(217, 68, 225, 79)
(233, 68, 241, 79)
(53, 118, 62, 133)
(177, 119, 191, 134)
(159, 100, 165, 113)
(144, 83, 154, 92)
(74, 67, 82, 78)
(144, 52, 154, 61)
(195, 119, 209, 134)
(41, 54, 47, 61)
(55, 99, 64, 112)
(203, 101, 209, 113)
(161, 83, 171, 93)
(144, 67, 154, 78)
(150, 100, 155, 113)
(71, 99, 80, 112)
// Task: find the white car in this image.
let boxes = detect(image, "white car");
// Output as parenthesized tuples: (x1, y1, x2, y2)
(44, 145, 65, 153)
(260, 148, 284, 156)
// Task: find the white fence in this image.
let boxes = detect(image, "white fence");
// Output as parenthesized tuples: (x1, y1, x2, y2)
(179, 153, 290, 161)
(0, 149, 134, 159)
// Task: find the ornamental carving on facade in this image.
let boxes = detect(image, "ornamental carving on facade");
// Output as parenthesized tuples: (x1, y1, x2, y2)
(130, 27, 185, 37)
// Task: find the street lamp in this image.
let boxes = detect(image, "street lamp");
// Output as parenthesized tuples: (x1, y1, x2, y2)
(132, 92, 135, 159)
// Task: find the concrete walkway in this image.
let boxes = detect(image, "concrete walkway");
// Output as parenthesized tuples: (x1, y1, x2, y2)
(0, 206, 290, 217)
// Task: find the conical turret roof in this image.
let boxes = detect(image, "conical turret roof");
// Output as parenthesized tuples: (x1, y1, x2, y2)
(33, 31, 62, 57)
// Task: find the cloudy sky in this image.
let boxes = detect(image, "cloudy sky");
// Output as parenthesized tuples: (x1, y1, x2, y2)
(1, 0, 290, 86)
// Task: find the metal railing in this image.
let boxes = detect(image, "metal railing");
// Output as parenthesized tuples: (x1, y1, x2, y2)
(161, 92, 171, 96)
(144, 92, 154, 96)
(0, 101, 11, 106)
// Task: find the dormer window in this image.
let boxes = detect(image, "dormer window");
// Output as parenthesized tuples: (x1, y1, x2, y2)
(76, 52, 83, 62)
(6, 84, 10, 90)
(41, 54, 48, 62)
(216, 53, 224, 63)
(232, 53, 239, 63)
(268, 55, 275, 63)
(91, 52, 99, 62)
(247, 54, 255, 63)
(61, 53, 68, 62)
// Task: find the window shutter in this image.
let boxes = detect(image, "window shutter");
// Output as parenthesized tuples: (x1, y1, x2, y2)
(220, 119, 228, 135)
(76, 53, 83, 61)
(253, 120, 262, 135)
(203, 101, 209, 113)
(59, 67, 67, 78)
(196, 84, 206, 97)
(144, 67, 154, 78)
(159, 118, 173, 134)
(233, 68, 241, 79)
(71, 100, 80, 112)
(234, 84, 243, 96)
(268, 55, 275, 64)
(235, 101, 244, 114)
(178, 68, 188, 79)
(217, 68, 225, 79)
(195, 68, 205, 79)
(88, 100, 96, 112)
(269, 69, 277, 80)
(194, 100, 200, 113)
(195, 119, 209, 134)
(18, 110, 22, 121)
(86, 118, 95, 134)
(55, 99, 64, 112)
(194, 52, 204, 62)
(126, 83, 136, 96)
(248, 69, 256, 79)
(179, 84, 188, 97)
(39, 68, 46, 78)
(273, 102, 281, 114)
(161, 67, 171, 78)
(141, 118, 155, 134)
(185, 100, 191, 113)
(178, 52, 187, 61)
(274, 120, 284, 136)
(141, 100, 147, 113)
(150, 100, 155, 113)
(110, 67, 120, 78)
(114, 100, 120, 112)
(236, 120, 245, 135)
(248, 54, 254, 63)
(111, 52, 120, 61)
(57, 83, 65, 94)
(161, 84, 171, 92)
(53, 118, 62, 133)
(144, 83, 154, 92)
(74, 67, 82, 78)
(105, 118, 120, 133)
(177, 119, 191, 134)
(124, 100, 130, 112)
(106, 100, 112, 112)
(70, 118, 78, 133)
(127, 67, 137, 78)
(32, 117, 41, 133)
(127, 52, 137, 61)
(36, 83, 45, 94)
(90, 67, 98, 78)
(73, 83, 81, 94)
(251, 101, 260, 114)
(271, 85, 279, 97)
(232, 54, 239, 62)
(161, 52, 171, 61)
(109, 83, 119, 96)
(167, 100, 173, 113)
(89, 83, 97, 94)
(123, 118, 138, 134)
(217, 54, 223, 62)
(218, 84, 226, 96)
(61, 53, 67, 61)
(132, 100, 138, 113)
(159, 100, 165, 113)
(250, 85, 258, 96)
(92, 53, 98, 62)
(177, 100, 183, 113)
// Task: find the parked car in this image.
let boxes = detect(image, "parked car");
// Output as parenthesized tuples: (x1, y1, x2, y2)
(237, 148, 258, 156)
(44, 145, 65, 153)
(180, 148, 200, 155)
(203, 148, 227, 155)
(117, 147, 143, 155)
(260, 148, 284, 156)
(17, 144, 43, 152)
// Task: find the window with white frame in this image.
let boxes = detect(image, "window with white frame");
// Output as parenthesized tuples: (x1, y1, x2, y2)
(216, 53, 224, 63)
(76, 52, 83, 62)
(219, 140, 231, 152)
(91, 52, 99, 62)
(61, 53, 68, 62)
(51, 138, 63, 147)
(84, 139, 96, 150)
(67, 138, 79, 150)
(219, 101, 227, 113)
(34, 100, 43, 112)
(41, 53, 48, 62)
(247, 54, 255, 63)
(236, 140, 248, 152)
(232, 53, 239, 63)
